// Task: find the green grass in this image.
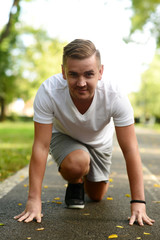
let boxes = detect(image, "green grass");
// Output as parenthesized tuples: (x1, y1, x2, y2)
(0, 121, 34, 182)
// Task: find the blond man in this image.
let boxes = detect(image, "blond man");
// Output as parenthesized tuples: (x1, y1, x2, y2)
(14, 39, 155, 226)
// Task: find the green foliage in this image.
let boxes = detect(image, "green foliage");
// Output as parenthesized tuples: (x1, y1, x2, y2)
(0, 0, 24, 120)
(0, 121, 34, 181)
(21, 30, 67, 94)
(0, 0, 67, 120)
(129, 0, 160, 47)
(130, 52, 160, 120)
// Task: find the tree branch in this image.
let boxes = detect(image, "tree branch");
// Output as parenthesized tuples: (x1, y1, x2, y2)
(0, 0, 21, 44)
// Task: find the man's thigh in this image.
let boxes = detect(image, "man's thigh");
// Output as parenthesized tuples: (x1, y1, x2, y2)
(50, 132, 88, 168)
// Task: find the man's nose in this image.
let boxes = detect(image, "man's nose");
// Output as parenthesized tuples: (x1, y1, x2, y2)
(77, 77, 86, 87)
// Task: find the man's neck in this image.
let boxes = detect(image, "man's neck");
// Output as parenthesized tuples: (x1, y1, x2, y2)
(72, 98, 93, 115)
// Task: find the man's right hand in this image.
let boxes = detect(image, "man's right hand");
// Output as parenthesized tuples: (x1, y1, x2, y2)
(14, 198, 43, 223)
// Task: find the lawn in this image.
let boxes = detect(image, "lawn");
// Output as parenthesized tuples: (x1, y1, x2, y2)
(0, 121, 34, 182)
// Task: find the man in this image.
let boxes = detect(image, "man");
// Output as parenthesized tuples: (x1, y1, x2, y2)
(14, 39, 155, 226)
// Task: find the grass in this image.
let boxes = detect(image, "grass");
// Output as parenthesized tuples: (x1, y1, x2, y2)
(0, 121, 34, 182)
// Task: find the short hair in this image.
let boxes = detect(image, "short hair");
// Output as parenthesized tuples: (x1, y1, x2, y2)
(63, 39, 101, 67)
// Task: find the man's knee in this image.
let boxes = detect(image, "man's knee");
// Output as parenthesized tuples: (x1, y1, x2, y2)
(60, 149, 90, 181)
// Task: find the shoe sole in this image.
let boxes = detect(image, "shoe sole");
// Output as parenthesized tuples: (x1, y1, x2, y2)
(67, 204, 85, 209)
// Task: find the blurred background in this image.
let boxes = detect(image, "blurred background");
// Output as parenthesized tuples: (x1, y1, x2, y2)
(0, 0, 160, 181)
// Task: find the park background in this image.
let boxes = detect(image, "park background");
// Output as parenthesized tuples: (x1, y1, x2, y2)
(0, 0, 160, 181)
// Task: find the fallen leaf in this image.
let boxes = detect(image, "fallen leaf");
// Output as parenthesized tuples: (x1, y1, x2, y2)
(108, 234, 118, 239)
(36, 227, 44, 231)
(44, 185, 48, 189)
(83, 213, 90, 216)
(116, 226, 124, 228)
(144, 232, 151, 235)
(47, 161, 54, 166)
(136, 237, 141, 240)
(125, 194, 131, 198)
(23, 184, 28, 187)
(107, 197, 113, 200)
(154, 184, 160, 188)
(54, 197, 60, 200)
(18, 203, 22, 206)
(27, 237, 31, 239)
(109, 178, 113, 182)
(153, 201, 160, 203)
(0, 223, 4, 226)
(56, 201, 62, 204)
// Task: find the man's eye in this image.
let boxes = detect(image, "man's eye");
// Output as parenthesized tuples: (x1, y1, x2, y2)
(85, 72, 94, 77)
(69, 73, 77, 77)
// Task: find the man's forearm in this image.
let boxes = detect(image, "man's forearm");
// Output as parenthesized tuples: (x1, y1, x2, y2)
(28, 145, 49, 200)
(124, 149, 145, 200)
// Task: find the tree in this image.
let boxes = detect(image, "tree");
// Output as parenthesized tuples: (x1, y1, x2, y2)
(130, 52, 160, 121)
(18, 28, 67, 98)
(128, 0, 160, 48)
(0, 0, 66, 121)
(0, 0, 23, 121)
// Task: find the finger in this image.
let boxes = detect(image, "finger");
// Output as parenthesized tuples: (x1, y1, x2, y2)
(34, 213, 42, 223)
(36, 213, 44, 223)
(129, 215, 136, 226)
(143, 216, 155, 226)
(24, 213, 36, 223)
(36, 214, 42, 223)
(137, 214, 144, 226)
(18, 212, 30, 222)
(146, 216, 155, 223)
(14, 211, 26, 220)
(24, 213, 43, 223)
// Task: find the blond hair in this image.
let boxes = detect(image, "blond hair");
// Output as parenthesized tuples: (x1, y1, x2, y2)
(63, 39, 101, 67)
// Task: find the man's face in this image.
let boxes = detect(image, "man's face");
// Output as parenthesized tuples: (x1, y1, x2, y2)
(62, 54, 104, 103)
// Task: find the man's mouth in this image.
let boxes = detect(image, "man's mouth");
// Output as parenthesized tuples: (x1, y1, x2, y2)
(77, 88, 87, 92)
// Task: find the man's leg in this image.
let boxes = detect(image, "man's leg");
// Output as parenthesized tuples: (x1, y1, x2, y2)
(59, 149, 90, 183)
(84, 178, 109, 201)
(59, 149, 90, 209)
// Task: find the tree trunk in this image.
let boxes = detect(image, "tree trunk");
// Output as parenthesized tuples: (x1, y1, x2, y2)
(0, 0, 21, 44)
(0, 97, 5, 121)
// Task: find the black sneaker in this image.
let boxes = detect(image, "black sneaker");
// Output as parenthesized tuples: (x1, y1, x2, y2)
(65, 183, 85, 209)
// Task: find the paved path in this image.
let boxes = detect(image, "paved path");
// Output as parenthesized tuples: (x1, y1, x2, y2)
(0, 127, 160, 240)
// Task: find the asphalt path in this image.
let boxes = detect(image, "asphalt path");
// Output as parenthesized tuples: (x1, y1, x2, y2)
(0, 127, 160, 240)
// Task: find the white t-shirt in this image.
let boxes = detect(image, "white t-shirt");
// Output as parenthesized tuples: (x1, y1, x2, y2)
(33, 73, 134, 150)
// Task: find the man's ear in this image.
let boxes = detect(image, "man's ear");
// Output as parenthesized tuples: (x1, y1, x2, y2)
(61, 65, 67, 80)
(98, 64, 104, 80)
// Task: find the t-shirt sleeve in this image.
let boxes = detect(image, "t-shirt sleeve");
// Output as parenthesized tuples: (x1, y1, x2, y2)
(112, 94, 134, 127)
(33, 83, 54, 124)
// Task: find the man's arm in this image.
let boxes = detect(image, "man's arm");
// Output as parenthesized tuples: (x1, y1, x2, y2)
(14, 122, 53, 223)
(115, 124, 155, 226)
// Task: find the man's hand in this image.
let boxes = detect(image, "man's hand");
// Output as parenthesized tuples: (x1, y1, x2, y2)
(14, 198, 43, 223)
(129, 203, 155, 226)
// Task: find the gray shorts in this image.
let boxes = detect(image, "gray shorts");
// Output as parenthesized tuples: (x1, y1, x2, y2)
(50, 132, 112, 182)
